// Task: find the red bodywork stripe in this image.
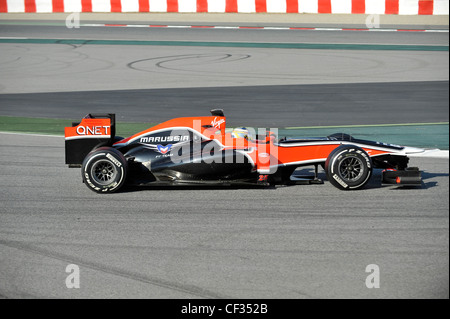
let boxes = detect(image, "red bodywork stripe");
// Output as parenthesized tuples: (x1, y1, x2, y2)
(114, 116, 227, 147)
(65, 118, 112, 140)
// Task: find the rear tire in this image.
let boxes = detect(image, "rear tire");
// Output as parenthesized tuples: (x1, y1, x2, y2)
(325, 145, 372, 190)
(81, 147, 127, 193)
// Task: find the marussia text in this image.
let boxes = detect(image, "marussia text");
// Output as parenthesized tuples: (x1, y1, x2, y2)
(181, 303, 268, 316)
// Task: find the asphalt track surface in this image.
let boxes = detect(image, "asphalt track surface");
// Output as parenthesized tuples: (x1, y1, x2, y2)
(1, 22, 449, 44)
(0, 133, 448, 299)
(0, 19, 448, 299)
(0, 24, 448, 96)
(0, 82, 448, 127)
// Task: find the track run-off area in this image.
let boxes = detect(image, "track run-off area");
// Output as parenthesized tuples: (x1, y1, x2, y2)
(0, 14, 448, 299)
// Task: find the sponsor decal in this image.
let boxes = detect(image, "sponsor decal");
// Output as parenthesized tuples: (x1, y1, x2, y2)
(142, 144, 175, 157)
(76, 125, 110, 136)
(157, 144, 173, 155)
(333, 174, 348, 188)
(356, 150, 371, 168)
(211, 117, 225, 130)
(106, 153, 122, 167)
(84, 172, 99, 191)
(140, 135, 189, 144)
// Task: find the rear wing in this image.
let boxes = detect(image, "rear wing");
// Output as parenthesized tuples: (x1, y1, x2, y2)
(65, 114, 116, 166)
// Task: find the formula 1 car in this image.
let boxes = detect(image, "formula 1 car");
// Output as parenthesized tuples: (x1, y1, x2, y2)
(65, 110, 423, 193)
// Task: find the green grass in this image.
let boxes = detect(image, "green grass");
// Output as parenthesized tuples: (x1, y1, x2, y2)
(279, 123, 449, 150)
(0, 38, 448, 51)
(0, 116, 73, 135)
(0, 116, 155, 138)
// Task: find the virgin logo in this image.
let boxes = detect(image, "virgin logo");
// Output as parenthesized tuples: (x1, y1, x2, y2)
(211, 117, 225, 129)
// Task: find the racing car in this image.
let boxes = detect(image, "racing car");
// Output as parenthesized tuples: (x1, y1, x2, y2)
(65, 110, 423, 193)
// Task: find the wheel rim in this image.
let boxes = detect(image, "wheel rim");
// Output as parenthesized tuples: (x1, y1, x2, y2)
(91, 160, 117, 185)
(339, 156, 364, 182)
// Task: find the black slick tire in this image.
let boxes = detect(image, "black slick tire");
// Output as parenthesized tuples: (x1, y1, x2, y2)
(325, 145, 372, 190)
(81, 147, 127, 193)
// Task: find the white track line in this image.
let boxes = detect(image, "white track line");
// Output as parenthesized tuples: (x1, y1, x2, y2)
(80, 23, 449, 33)
(0, 131, 63, 138)
(407, 149, 449, 159)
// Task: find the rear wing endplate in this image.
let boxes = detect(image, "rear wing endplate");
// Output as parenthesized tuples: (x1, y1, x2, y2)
(65, 114, 116, 166)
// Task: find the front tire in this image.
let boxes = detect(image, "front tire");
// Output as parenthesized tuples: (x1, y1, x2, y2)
(325, 145, 372, 190)
(81, 147, 127, 193)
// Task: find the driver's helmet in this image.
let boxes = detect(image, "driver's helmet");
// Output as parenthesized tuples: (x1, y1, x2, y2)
(231, 127, 252, 140)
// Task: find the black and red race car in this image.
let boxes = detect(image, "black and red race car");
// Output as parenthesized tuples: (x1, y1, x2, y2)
(65, 110, 423, 193)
